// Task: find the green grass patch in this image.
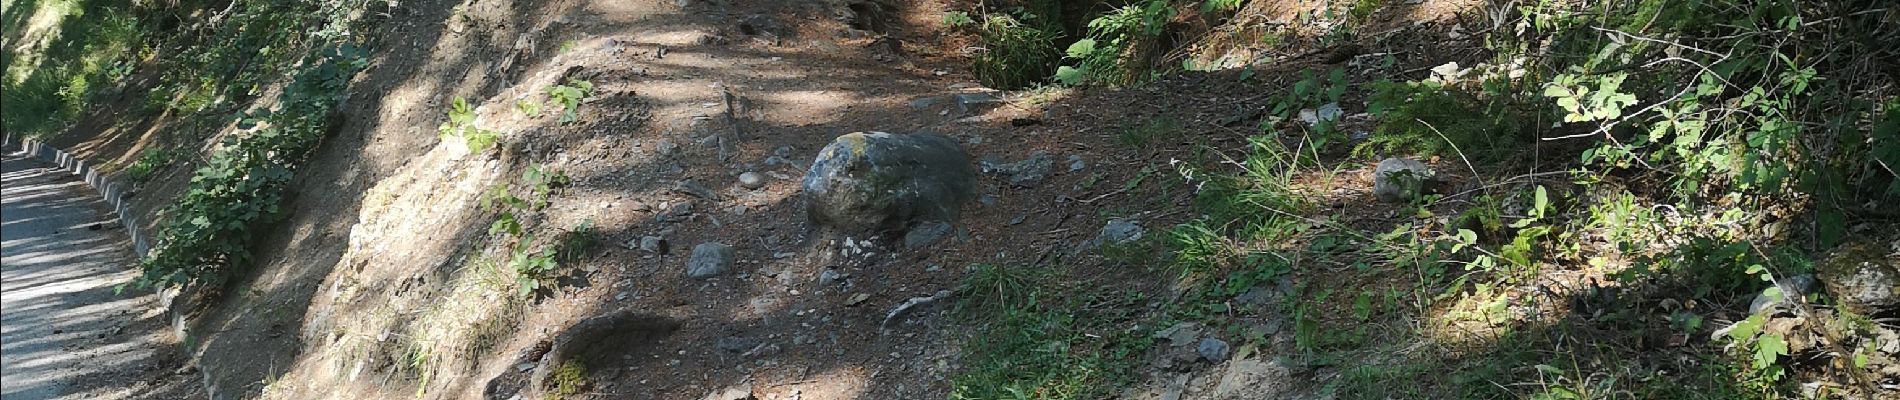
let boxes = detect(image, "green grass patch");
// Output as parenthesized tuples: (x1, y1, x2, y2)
(949, 263, 1152, 400)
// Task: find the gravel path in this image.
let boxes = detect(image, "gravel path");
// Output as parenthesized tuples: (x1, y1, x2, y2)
(1, 150, 191, 399)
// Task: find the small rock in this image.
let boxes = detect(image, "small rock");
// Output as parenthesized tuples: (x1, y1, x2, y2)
(1008, 214, 1026, 225)
(1067, 155, 1085, 173)
(738, 172, 766, 189)
(981, 151, 1055, 187)
(846, 293, 871, 306)
(955, 91, 1004, 115)
(1299, 102, 1344, 126)
(676, 180, 718, 199)
(904, 221, 954, 250)
(702, 386, 754, 400)
(715, 336, 760, 354)
(1154, 322, 1202, 347)
(516, 363, 536, 372)
(640, 236, 670, 254)
(908, 96, 944, 110)
(1749, 274, 1816, 315)
(1198, 337, 1231, 362)
(657, 201, 695, 222)
(686, 243, 736, 279)
(1098, 219, 1144, 245)
(817, 269, 842, 286)
(1372, 157, 1434, 203)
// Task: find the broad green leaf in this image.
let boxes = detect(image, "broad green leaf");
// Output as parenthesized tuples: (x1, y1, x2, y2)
(1065, 39, 1097, 59)
(1055, 66, 1085, 86)
(1754, 334, 1788, 369)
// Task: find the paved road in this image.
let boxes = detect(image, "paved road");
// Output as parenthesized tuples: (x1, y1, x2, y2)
(1, 150, 183, 399)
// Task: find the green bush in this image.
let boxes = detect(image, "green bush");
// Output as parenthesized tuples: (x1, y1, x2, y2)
(972, 12, 1061, 90)
(135, 44, 367, 289)
(1056, 0, 1173, 87)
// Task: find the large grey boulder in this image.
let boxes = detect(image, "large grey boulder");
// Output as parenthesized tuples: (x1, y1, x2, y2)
(803, 132, 976, 232)
(1372, 157, 1434, 203)
(1818, 241, 1900, 315)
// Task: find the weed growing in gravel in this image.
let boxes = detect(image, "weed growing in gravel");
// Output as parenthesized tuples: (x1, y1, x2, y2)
(548, 78, 594, 124)
(125, 148, 172, 183)
(950, 263, 1151, 400)
(481, 164, 571, 298)
(440, 97, 501, 153)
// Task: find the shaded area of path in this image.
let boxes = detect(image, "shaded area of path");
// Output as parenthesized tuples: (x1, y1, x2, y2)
(1, 150, 197, 399)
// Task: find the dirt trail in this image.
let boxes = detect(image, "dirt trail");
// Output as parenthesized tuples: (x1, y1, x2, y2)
(0, 151, 195, 399)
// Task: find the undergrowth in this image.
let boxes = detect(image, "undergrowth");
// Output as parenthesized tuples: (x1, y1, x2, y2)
(133, 42, 367, 288)
(949, 0, 1896, 398)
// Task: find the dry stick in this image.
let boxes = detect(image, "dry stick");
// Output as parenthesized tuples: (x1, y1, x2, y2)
(1076, 186, 1129, 204)
(718, 85, 742, 162)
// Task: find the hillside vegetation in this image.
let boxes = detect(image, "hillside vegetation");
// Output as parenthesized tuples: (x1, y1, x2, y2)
(5, 0, 1897, 399)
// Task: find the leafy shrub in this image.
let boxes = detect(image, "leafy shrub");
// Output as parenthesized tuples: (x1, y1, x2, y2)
(135, 44, 368, 289)
(1056, 0, 1173, 87)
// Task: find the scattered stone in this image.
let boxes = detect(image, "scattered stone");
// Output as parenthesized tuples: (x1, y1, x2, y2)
(639, 236, 669, 254)
(657, 201, 694, 222)
(516, 363, 535, 372)
(656, 139, 679, 156)
(702, 385, 755, 400)
(981, 151, 1055, 187)
(908, 96, 944, 109)
(846, 293, 871, 306)
(817, 269, 842, 287)
(1008, 214, 1027, 225)
(715, 336, 760, 354)
(804, 132, 976, 232)
(1817, 241, 1900, 314)
(1098, 219, 1144, 245)
(1067, 155, 1085, 173)
(1749, 274, 1817, 315)
(955, 91, 1005, 115)
(686, 243, 735, 279)
(676, 180, 718, 199)
(1154, 322, 1203, 347)
(904, 221, 954, 250)
(1372, 157, 1434, 203)
(1299, 102, 1344, 126)
(1198, 337, 1231, 362)
(738, 172, 766, 189)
